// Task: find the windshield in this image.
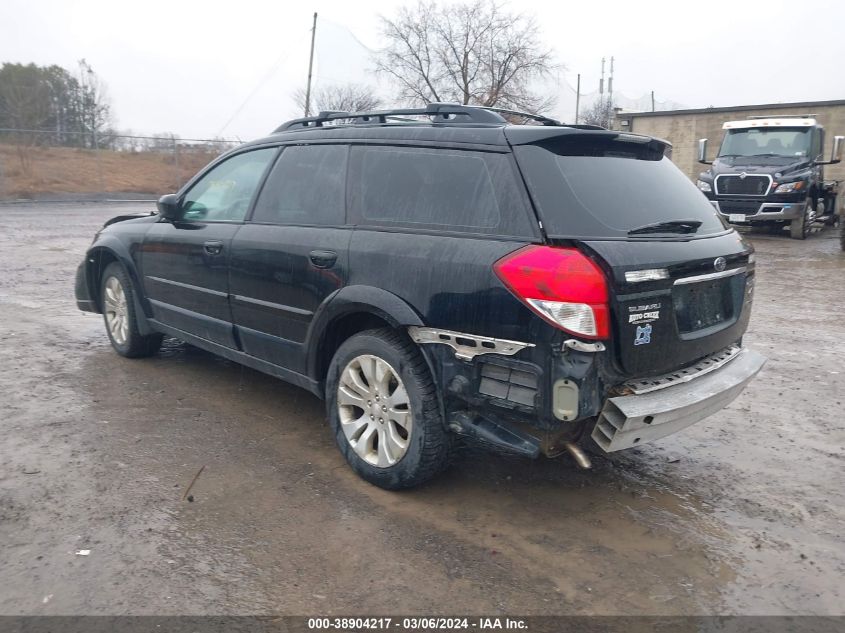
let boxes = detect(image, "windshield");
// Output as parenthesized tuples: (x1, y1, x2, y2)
(513, 137, 727, 239)
(718, 128, 810, 158)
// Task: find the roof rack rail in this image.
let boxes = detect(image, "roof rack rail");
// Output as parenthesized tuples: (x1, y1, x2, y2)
(273, 103, 560, 133)
(747, 113, 817, 119)
(479, 106, 560, 126)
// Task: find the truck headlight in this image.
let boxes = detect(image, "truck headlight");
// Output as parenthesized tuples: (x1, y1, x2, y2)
(696, 179, 712, 192)
(774, 181, 805, 194)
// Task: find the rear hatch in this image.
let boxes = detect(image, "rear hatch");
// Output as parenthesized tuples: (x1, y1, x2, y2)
(583, 237, 752, 376)
(507, 127, 754, 377)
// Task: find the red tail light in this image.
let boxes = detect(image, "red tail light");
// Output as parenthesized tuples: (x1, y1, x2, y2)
(493, 245, 610, 339)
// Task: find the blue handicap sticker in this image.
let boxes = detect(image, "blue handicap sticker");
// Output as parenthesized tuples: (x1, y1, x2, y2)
(634, 324, 652, 346)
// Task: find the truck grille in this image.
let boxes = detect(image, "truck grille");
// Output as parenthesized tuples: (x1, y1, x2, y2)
(719, 199, 761, 215)
(715, 175, 771, 196)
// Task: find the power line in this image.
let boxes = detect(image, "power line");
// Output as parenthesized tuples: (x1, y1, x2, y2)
(215, 28, 311, 136)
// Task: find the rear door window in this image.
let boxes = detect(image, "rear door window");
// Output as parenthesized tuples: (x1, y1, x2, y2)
(252, 144, 348, 226)
(348, 146, 536, 237)
(514, 137, 726, 239)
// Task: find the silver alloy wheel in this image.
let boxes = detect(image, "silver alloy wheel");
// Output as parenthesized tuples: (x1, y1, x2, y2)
(103, 276, 129, 346)
(337, 354, 413, 467)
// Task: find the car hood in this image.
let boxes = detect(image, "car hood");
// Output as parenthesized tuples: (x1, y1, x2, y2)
(103, 212, 158, 228)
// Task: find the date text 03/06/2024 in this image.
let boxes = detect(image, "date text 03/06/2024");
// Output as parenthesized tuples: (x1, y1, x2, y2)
(306, 617, 528, 630)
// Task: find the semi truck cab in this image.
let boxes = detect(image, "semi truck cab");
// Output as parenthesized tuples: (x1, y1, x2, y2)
(696, 116, 842, 239)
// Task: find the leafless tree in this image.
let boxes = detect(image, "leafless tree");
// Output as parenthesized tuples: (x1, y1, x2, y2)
(579, 98, 615, 128)
(293, 83, 382, 114)
(74, 59, 112, 149)
(375, 0, 557, 113)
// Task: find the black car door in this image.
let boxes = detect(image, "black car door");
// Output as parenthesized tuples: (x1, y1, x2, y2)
(141, 147, 278, 347)
(228, 144, 350, 373)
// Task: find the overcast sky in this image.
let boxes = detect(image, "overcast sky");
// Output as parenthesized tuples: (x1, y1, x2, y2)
(2, 0, 843, 141)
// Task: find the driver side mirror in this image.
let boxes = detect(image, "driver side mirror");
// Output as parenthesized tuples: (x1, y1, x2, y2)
(698, 138, 712, 165)
(156, 193, 182, 220)
(817, 135, 843, 165)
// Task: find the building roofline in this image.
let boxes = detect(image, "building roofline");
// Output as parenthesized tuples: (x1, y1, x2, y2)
(618, 99, 845, 118)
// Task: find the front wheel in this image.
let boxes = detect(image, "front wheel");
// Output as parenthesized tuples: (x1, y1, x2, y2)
(326, 328, 453, 489)
(789, 198, 815, 240)
(100, 262, 162, 358)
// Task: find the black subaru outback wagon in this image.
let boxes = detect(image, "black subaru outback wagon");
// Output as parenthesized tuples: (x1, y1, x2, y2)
(75, 104, 766, 489)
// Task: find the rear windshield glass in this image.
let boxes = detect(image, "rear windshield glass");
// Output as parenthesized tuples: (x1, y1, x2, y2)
(514, 137, 727, 239)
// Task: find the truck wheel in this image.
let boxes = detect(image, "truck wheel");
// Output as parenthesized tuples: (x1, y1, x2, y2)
(824, 193, 838, 216)
(840, 216, 845, 251)
(100, 262, 163, 358)
(326, 328, 453, 490)
(789, 199, 815, 240)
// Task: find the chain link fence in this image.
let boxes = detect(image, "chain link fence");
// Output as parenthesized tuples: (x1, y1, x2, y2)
(0, 128, 240, 201)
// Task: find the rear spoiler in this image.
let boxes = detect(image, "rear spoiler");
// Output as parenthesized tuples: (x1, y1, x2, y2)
(504, 126, 671, 157)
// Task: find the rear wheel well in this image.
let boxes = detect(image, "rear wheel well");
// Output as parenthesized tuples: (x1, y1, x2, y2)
(87, 249, 120, 311)
(316, 312, 394, 383)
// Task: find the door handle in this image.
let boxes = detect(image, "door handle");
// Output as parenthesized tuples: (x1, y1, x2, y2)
(309, 250, 337, 269)
(203, 240, 224, 256)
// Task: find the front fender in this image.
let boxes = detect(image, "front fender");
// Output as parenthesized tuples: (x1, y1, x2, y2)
(84, 237, 154, 335)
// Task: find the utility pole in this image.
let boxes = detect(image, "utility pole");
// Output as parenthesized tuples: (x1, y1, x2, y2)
(608, 56, 614, 104)
(651, 90, 655, 112)
(599, 57, 605, 107)
(304, 12, 318, 117)
(575, 73, 581, 124)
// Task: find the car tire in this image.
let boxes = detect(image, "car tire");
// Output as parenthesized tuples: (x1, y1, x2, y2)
(326, 328, 453, 490)
(789, 198, 814, 240)
(100, 262, 163, 358)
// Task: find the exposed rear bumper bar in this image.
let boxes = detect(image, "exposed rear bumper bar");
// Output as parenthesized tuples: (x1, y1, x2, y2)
(592, 347, 766, 452)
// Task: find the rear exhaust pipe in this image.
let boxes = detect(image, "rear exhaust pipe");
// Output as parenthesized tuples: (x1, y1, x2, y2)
(563, 442, 592, 469)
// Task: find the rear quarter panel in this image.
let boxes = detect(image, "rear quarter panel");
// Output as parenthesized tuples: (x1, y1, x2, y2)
(347, 230, 535, 341)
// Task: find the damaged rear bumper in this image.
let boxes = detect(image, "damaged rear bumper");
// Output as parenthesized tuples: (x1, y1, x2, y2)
(592, 347, 766, 452)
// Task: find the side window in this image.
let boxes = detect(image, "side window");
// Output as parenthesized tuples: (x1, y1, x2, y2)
(182, 148, 277, 222)
(813, 129, 822, 158)
(349, 146, 536, 237)
(251, 144, 348, 226)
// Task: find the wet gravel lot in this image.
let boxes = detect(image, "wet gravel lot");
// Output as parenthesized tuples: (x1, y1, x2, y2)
(0, 202, 843, 616)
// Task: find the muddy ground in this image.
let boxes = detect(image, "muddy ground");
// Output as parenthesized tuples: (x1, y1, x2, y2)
(0, 202, 843, 616)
